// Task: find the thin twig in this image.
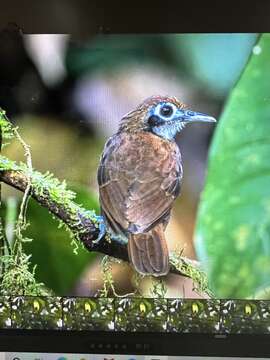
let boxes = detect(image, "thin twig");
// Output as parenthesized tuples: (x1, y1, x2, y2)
(13, 128, 32, 230)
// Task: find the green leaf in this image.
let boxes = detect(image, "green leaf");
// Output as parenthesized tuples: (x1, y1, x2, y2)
(195, 34, 270, 298)
(22, 183, 100, 295)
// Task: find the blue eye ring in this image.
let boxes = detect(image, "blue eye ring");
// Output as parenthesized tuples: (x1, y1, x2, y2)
(160, 104, 173, 117)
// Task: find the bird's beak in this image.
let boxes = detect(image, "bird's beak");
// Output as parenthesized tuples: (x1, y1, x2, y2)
(177, 109, 216, 123)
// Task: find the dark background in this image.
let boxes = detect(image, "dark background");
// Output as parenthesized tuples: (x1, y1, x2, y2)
(1, 1, 270, 36)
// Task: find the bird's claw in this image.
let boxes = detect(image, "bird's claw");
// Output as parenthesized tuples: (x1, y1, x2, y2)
(93, 215, 106, 244)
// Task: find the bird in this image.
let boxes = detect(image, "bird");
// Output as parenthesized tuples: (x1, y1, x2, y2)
(97, 95, 216, 277)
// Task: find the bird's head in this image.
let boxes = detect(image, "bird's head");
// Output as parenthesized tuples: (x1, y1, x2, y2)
(119, 95, 216, 141)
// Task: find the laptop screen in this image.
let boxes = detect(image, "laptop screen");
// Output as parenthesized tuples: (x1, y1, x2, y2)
(1, 31, 269, 337)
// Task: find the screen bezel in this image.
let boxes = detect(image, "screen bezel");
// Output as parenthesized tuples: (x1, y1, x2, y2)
(1, 330, 270, 357)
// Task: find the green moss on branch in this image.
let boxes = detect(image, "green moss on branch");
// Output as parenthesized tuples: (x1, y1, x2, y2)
(0, 158, 212, 297)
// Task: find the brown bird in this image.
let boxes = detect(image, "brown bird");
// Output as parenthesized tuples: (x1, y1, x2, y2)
(97, 95, 216, 276)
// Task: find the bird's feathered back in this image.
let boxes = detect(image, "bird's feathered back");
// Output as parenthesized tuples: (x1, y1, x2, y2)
(98, 95, 215, 276)
(118, 95, 186, 133)
(98, 95, 185, 276)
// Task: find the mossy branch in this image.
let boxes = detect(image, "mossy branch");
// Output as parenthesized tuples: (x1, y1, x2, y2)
(0, 109, 212, 297)
(0, 158, 209, 289)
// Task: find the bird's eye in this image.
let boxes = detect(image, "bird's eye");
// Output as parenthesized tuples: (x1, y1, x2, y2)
(160, 105, 173, 117)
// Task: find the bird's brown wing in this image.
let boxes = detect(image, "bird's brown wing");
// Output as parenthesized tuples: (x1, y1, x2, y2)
(97, 132, 182, 235)
(97, 135, 130, 235)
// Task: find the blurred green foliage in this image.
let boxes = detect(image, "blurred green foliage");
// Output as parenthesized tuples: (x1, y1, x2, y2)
(67, 34, 257, 98)
(171, 34, 257, 96)
(1, 115, 103, 296)
(67, 35, 179, 76)
(195, 34, 270, 298)
(22, 183, 99, 295)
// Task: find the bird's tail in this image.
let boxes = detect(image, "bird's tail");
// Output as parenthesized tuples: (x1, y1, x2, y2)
(127, 223, 169, 276)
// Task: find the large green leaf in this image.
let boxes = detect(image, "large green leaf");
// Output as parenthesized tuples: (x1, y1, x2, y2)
(195, 34, 270, 299)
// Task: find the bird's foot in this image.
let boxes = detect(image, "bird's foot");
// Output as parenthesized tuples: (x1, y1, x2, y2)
(93, 215, 106, 244)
